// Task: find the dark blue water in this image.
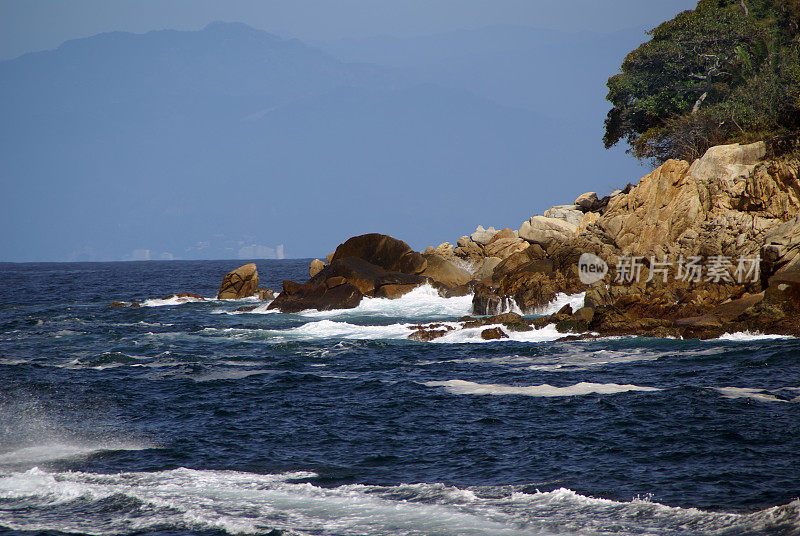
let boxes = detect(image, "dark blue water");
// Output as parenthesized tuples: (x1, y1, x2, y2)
(1, 260, 799, 535)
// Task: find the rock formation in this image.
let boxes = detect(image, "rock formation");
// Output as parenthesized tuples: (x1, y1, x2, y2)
(207, 136, 800, 337)
(309, 259, 326, 278)
(270, 234, 438, 312)
(217, 263, 260, 299)
(330, 233, 427, 275)
(437, 137, 800, 337)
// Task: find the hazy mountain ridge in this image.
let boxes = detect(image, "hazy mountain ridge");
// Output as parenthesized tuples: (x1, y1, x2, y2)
(1, 22, 645, 261)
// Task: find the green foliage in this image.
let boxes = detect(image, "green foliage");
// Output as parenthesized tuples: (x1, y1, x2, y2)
(604, 0, 800, 164)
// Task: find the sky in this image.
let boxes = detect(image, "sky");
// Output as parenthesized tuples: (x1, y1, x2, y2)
(1, 0, 698, 60)
(0, 1, 700, 261)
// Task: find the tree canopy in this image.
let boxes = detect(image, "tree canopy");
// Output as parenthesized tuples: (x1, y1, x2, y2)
(603, 0, 800, 164)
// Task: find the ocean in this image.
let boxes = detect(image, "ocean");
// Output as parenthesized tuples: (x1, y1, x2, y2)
(1, 259, 798, 535)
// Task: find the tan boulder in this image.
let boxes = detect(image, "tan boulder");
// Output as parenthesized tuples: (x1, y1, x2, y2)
(483, 237, 529, 259)
(518, 216, 577, 249)
(420, 253, 472, 288)
(575, 192, 600, 211)
(576, 212, 599, 234)
(598, 159, 706, 255)
(470, 226, 498, 246)
(435, 242, 455, 257)
(688, 141, 766, 185)
(763, 214, 800, 276)
(491, 245, 547, 281)
(375, 284, 421, 299)
(472, 257, 503, 281)
(453, 239, 484, 262)
(544, 205, 585, 226)
(309, 259, 326, 278)
(487, 228, 516, 243)
(217, 263, 259, 299)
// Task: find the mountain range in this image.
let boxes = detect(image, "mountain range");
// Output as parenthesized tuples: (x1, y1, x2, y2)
(0, 21, 650, 261)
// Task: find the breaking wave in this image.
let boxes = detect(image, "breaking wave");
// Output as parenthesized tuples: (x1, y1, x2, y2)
(301, 284, 474, 319)
(534, 292, 587, 315)
(0, 467, 797, 536)
(716, 331, 795, 341)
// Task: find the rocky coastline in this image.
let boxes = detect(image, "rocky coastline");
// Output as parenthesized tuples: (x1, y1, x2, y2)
(131, 137, 800, 341)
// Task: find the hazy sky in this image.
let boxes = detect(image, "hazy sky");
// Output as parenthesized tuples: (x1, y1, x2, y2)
(1, 0, 698, 60)
(1, 1, 703, 261)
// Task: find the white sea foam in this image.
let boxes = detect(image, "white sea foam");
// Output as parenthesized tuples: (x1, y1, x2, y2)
(433, 323, 565, 344)
(0, 442, 151, 465)
(425, 379, 661, 397)
(301, 284, 474, 319)
(269, 319, 417, 341)
(141, 295, 211, 307)
(713, 386, 800, 403)
(207, 319, 570, 345)
(0, 467, 797, 536)
(716, 331, 794, 341)
(534, 292, 587, 316)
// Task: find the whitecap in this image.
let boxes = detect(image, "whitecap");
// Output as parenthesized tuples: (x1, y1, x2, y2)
(432, 323, 565, 344)
(140, 295, 207, 307)
(712, 386, 800, 403)
(716, 331, 794, 341)
(425, 379, 661, 397)
(270, 319, 417, 341)
(300, 284, 474, 319)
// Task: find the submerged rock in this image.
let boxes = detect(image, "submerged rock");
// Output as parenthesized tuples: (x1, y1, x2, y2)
(481, 327, 509, 340)
(408, 323, 454, 342)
